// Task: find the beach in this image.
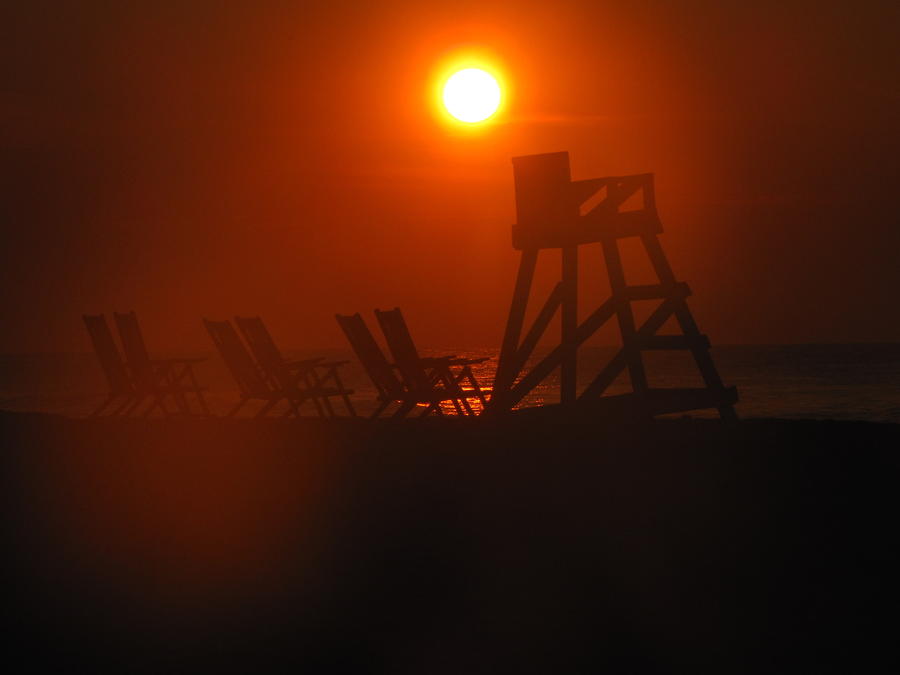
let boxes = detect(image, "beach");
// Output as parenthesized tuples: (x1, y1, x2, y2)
(3, 410, 898, 672)
(3, 343, 900, 421)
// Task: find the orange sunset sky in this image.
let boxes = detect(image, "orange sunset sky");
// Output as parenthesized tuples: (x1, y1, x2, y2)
(2, 0, 899, 352)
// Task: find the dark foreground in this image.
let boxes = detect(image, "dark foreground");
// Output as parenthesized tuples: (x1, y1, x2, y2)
(2, 411, 898, 673)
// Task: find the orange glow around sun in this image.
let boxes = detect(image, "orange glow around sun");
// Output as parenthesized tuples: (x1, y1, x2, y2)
(431, 50, 507, 127)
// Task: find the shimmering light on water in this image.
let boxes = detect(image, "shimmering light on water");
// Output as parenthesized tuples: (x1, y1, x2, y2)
(2, 344, 900, 421)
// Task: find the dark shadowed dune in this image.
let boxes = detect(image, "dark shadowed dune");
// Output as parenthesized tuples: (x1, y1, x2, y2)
(2, 411, 899, 673)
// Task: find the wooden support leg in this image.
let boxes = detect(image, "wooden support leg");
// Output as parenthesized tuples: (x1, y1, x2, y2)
(494, 248, 538, 397)
(561, 245, 578, 404)
(641, 232, 737, 420)
(602, 237, 648, 394)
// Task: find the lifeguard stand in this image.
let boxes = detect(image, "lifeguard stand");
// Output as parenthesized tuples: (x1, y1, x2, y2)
(490, 151, 737, 419)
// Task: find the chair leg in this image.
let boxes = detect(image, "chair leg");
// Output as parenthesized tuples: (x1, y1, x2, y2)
(440, 371, 465, 416)
(189, 369, 210, 416)
(121, 395, 147, 417)
(370, 398, 391, 419)
(111, 395, 139, 416)
(342, 394, 357, 418)
(329, 368, 356, 417)
(255, 399, 279, 418)
(459, 367, 486, 405)
(392, 400, 417, 419)
(227, 398, 248, 418)
(141, 395, 167, 418)
(459, 396, 474, 416)
(419, 401, 444, 417)
(279, 397, 302, 418)
(89, 395, 116, 418)
(301, 374, 327, 418)
(312, 371, 336, 418)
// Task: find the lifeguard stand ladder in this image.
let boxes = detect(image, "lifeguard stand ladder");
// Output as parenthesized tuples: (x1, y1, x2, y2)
(489, 151, 738, 420)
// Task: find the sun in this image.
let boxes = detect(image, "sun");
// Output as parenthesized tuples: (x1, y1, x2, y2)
(442, 68, 501, 123)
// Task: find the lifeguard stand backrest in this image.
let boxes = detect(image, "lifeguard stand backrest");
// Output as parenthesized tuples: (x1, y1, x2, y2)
(512, 151, 577, 228)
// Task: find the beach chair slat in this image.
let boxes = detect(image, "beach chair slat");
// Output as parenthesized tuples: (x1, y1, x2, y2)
(83, 314, 132, 394)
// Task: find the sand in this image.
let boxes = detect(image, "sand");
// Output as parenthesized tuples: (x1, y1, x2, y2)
(2, 411, 898, 672)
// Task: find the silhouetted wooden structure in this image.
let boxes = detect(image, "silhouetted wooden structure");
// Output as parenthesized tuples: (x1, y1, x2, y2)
(233, 316, 356, 417)
(113, 311, 210, 416)
(375, 307, 488, 415)
(82, 314, 140, 416)
(336, 311, 485, 418)
(205, 319, 307, 417)
(490, 151, 737, 419)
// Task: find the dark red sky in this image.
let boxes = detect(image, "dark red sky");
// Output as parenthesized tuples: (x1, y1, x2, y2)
(2, 0, 899, 352)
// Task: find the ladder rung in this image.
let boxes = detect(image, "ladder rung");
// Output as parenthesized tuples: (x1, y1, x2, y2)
(634, 334, 710, 350)
(623, 282, 691, 301)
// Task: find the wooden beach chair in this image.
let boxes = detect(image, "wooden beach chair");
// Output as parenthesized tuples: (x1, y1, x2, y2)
(335, 312, 421, 418)
(374, 307, 488, 417)
(113, 311, 209, 417)
(234, 316, 356, 418)
(82, 314, 140, 416)
(204, 318, 301, 417)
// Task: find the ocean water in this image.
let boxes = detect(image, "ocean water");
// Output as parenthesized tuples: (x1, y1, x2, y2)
(1, 344, 899, 422)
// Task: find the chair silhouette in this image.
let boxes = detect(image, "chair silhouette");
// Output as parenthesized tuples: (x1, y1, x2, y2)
(234, 316, 356, 418)
(335, 312, 423, 418)
(204, 318, 303, 417)
(113, 311, 209, 417)
(82, 314, 140, 416)
(374, 308, 488, 416)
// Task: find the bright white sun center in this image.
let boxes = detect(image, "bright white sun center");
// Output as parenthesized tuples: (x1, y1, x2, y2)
(442, 68, 501, 123)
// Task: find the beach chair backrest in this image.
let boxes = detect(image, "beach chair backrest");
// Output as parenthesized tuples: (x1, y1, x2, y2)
(374, 308, 430, 391)
(113, 311, 155, 389)
(234, 316, 292, 390)
(335, 313, 403, 397)
(204, 319, 271, 397)
(83, 314, 132, 394)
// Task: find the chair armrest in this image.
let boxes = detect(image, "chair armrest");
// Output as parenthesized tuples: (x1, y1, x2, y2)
(151, 357, 207, 365)
(418, 356, 456, 365)
(449, 357, 490, 365)
(285, 357, 324, 370)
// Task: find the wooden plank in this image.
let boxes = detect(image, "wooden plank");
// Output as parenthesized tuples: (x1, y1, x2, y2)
(495, 296, 618, 411)
(638, 232, 738, 420)
(578, 290, 689, 400)
(640, 233, 676, 285)
(508, 282, 563, 383)
(493, 248, 539, 393)
(561, 246, 578, 404)
(602, 236, 648, 394)
(512, 211, 663, 250)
